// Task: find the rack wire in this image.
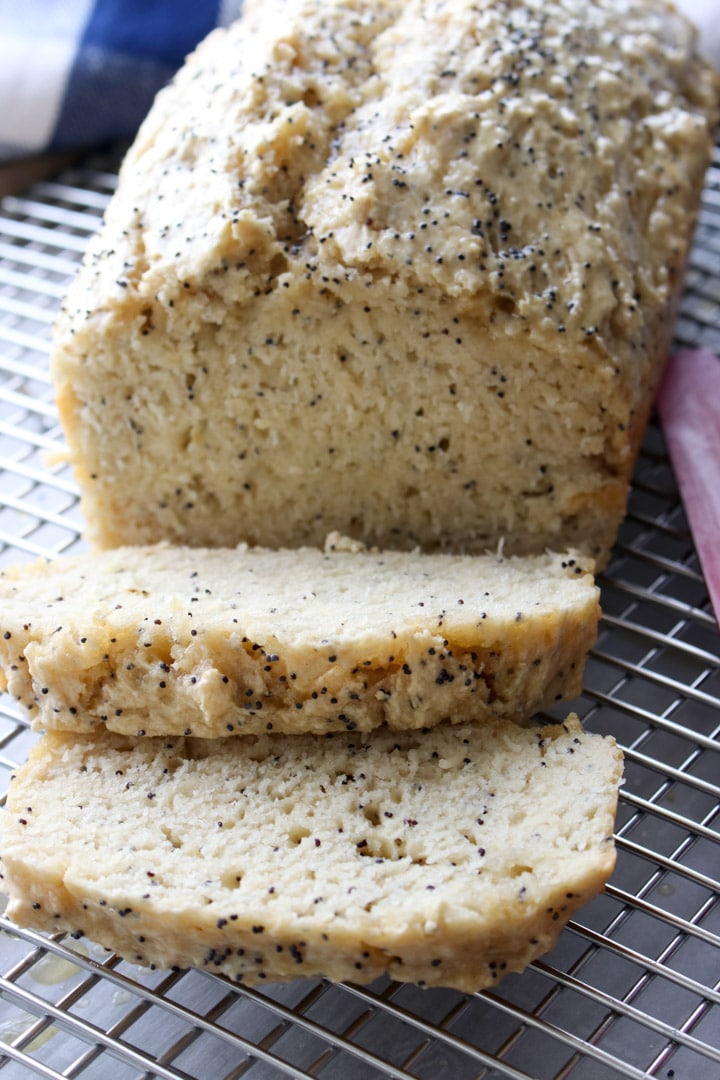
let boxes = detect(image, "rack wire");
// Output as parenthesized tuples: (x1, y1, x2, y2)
(0, 143, 718, 1080)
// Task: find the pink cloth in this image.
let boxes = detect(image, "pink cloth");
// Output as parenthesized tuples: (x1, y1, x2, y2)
(657, 349, 720, 627)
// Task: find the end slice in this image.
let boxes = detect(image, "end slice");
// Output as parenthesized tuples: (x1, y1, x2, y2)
(0, 715, 622, 992)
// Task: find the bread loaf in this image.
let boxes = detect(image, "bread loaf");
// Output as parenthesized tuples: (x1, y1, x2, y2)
(0, 539, 598, 737)
(51, 0, 718, 565)
(0, 715, 622, 992)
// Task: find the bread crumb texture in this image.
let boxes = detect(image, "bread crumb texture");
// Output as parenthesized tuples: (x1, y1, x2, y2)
(0, 540, 598, 736)
(0, 715, 623, 991)
(51, 0, 719, 564)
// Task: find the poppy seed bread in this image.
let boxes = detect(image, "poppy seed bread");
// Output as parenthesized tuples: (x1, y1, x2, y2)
(50, 0, 719, 565)
(0, 539, 598, 738)
(0, 715, 622, 992)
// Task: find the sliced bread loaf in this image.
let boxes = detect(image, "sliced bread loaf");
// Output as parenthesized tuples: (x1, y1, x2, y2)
(0, 715, 622, 992)
(0, 539, 598, 738)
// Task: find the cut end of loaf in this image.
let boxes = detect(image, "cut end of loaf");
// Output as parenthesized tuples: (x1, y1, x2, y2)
(1, 715, 623, 992)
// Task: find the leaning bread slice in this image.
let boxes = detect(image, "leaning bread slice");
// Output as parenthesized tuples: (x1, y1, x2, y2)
(1, 715, 622, 992)
(0, 538, 598, 738)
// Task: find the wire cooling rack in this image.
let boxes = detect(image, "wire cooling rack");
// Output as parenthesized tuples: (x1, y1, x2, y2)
(0, 145, 718, 1080)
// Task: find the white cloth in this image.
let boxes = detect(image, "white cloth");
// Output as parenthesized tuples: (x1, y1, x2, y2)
(676, 0, 720, 69)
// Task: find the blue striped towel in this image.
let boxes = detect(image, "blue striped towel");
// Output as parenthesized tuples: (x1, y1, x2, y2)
(0, 0, 243, 162)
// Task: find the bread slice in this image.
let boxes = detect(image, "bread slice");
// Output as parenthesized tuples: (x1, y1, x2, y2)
(0, 539, 598, 738)
(0, 715, 622, 992)
(51, 0, 719, 565)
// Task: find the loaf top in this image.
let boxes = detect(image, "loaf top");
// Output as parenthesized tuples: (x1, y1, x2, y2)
(1, 715, 623, 990)
(55, 0, 718, 372)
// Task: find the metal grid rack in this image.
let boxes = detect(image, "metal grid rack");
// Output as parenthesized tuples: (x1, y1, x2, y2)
(0, 144, 718, 1080)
